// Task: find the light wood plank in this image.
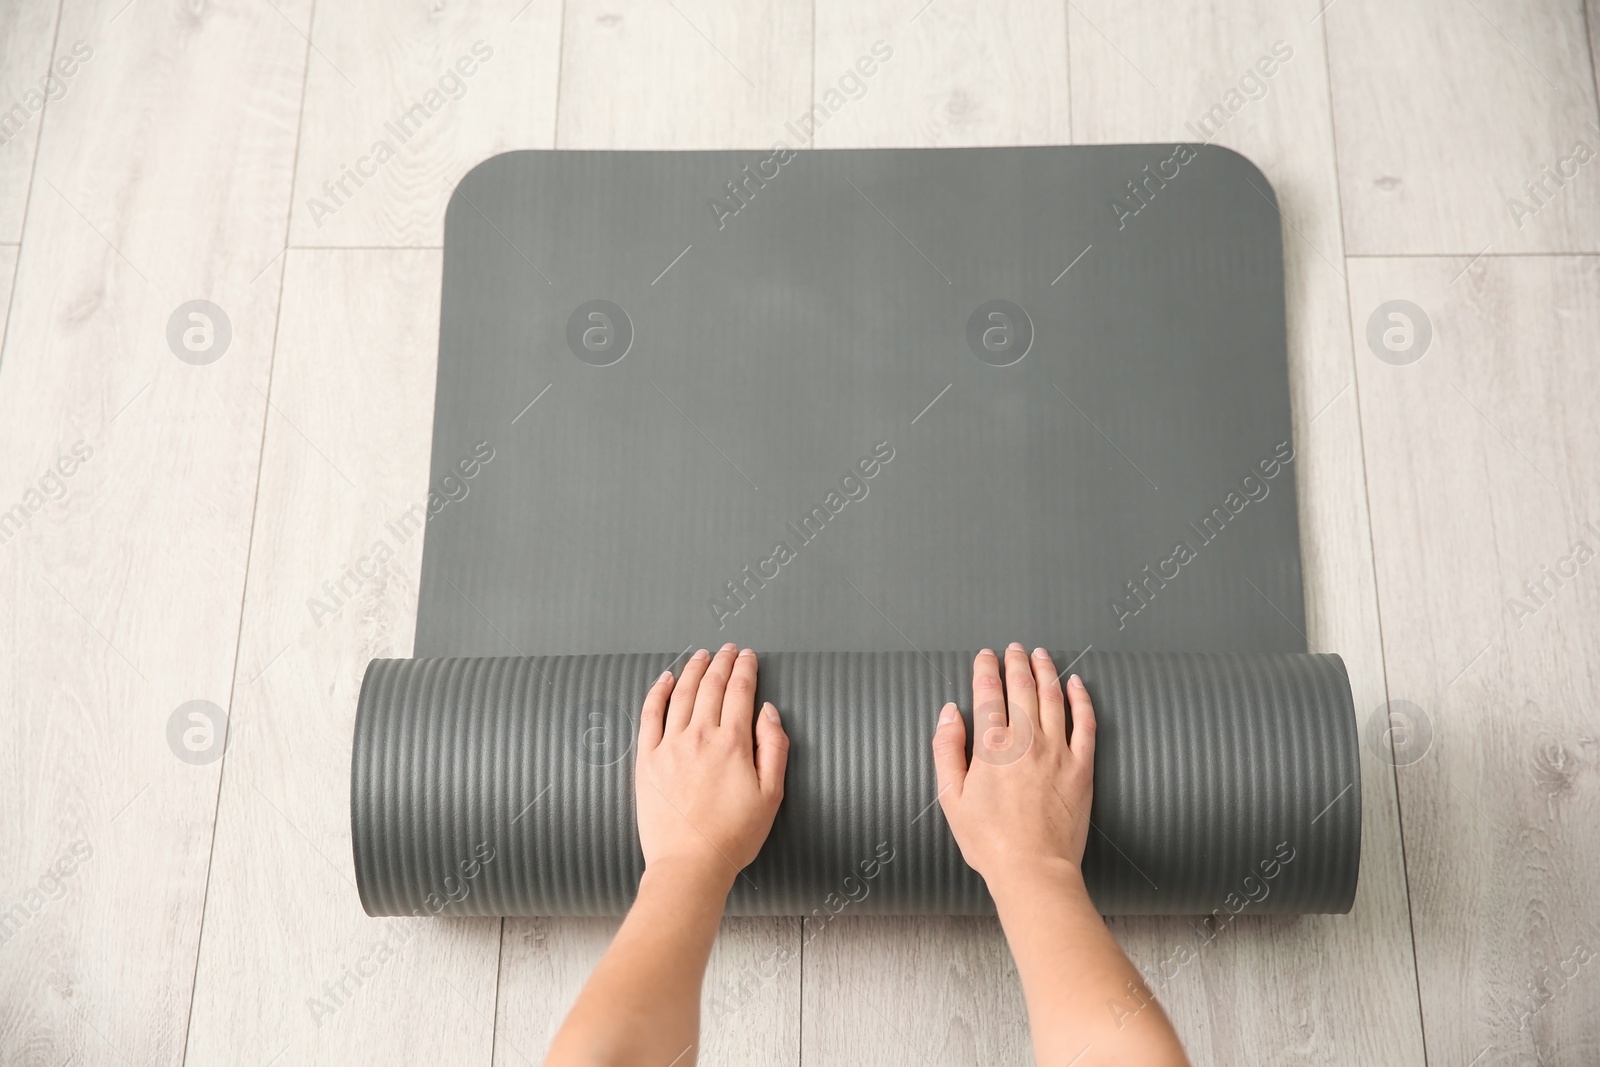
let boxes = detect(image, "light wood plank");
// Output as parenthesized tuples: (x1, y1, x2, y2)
(1068, 4, 1426, 1064)
(182, 248, 507, 1065)
(555, 0, 811, 149)
(1593, 0, 1600, 120)
(804, 916, 1031, 1065)
(485, 6, 816, 1066)
(286, 0, 562, 248)
(799, 1, 1066, 1064)
(0, 0, 310, 1062)
(810, 0, 1069, 148)
(0, 1, 60, 241)
(0, 244, 16, 334)
(1350, 254, 1600, 1067)
(1325, 0, 1600, 256)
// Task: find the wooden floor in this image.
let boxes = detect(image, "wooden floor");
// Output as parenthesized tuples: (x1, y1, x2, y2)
(1, 0, 1596, 1064)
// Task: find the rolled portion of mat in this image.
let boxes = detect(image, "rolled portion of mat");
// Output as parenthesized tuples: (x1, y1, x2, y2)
(351, 651, 1360, 917)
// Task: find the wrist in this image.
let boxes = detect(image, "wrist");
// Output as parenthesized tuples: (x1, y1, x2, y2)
(983, 856, 1090, 912)
(640, 854, 738, 903)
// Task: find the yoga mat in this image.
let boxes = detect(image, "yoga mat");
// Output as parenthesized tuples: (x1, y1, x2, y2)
(412, 145, 1306, 658)
(351, 651, 1361, 916)
(349, 146, 1364, 917)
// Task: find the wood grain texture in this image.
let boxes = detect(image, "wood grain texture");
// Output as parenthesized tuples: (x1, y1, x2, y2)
(181, 248, 507, 1066)
(0, 0, 59, 241)
(1325, 0, 1600, 256)
(287, 0, 563, 248)
(1069, 2, 1425, 1063)
(810, 0, 1069, 148)
(805, 916, 1031, 1065)
(0, 0, 309, 1062)
(1349, 255, 1600, 1067)
(1593, 0, 1600, 120)
(555, 0, 811, 149)
(0, 244, 16, 337)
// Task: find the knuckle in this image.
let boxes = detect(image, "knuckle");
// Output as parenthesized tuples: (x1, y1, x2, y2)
(724, 673, 755, 695)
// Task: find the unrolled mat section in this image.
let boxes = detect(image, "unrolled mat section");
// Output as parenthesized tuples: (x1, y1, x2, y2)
(351, 650, 1360, 918)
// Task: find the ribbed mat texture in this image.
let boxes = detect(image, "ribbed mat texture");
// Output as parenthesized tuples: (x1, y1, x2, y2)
(351, 650, 1360, 916)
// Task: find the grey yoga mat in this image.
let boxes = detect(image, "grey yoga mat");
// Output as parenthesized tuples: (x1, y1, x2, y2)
(349, 145, 1364, 917)
(352, 651, 1360, 916)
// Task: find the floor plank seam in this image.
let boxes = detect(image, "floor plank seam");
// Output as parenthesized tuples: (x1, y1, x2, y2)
(0, 0, 66, 375)
(1317, 7, 1432, 1064)
(175, 0, 323, 1062)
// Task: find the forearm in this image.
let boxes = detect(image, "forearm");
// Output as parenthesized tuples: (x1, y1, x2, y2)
(545, 859, 734, 1066)
(990, 860, 1188, 1066)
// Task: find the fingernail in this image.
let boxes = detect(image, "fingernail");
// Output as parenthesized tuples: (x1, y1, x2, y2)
(979, 648, 994, 658)
(1008, 641, 1024, 652)
(939, 704, 958, 723)
(1032, 647, 1048, 659)
(721, 642, 737, 652)
(763, 702, 780, 722)
(1069, 673, 1084, 689)
(658, 670, 673, 683)
(693, 648, 709, 661)
(738, 647, 753, 658)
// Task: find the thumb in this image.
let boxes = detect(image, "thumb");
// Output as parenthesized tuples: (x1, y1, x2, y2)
(931, 703, 968, 804)
(755, 702, 790, 801)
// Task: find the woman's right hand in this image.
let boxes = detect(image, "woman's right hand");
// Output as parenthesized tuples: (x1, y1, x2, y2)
(931, 644, 1097, 888)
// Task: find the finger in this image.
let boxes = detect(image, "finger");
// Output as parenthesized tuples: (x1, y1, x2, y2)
(720, 648, 759, 747)
(1032, 648, 1066, 742)
(754, 701, 790, 801)
(692, 642, 739, 728)
(666, 648, 709, 732)
(1067, 673, 1098, 763)
(971, 648, 1009, 750)
(931, 702, 968, 803)
(639, 669, 674, 751)
(1004, 642, 1041, 732)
